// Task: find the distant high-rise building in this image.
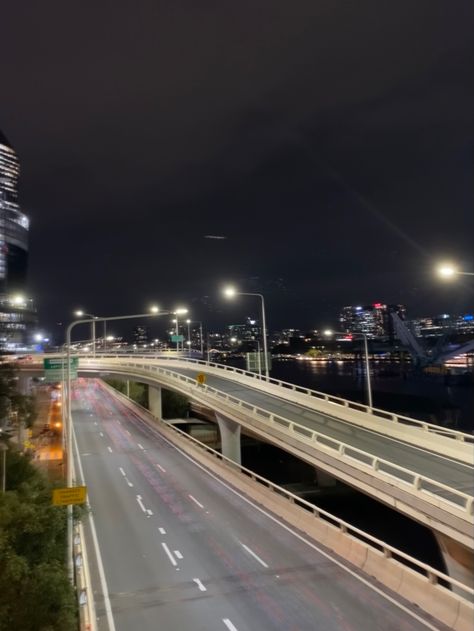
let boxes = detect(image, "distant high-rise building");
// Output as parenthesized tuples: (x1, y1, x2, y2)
(339, 303, 406, 340)
(0, 130, 35, 350)
(228, 317, 261, 342)
(133, 325, 149, 346)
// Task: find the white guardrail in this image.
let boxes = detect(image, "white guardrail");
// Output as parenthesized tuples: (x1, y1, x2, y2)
(101, 379, 474, 603)
(82, 353, 474, 443)
(82, 358, 474, 520)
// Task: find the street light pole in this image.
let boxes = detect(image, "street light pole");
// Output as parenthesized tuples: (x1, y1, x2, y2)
(223, 288, 270, 379)
(324, 330, 372, 409)
(0, 443, 7, 493)
(186, 319, 191, 355)
(74, 310, 98, 357)
(361, 333, 373, 408)
(174, 316, 180, 352)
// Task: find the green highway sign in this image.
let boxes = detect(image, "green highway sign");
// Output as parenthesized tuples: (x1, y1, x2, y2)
(171, 334, 184, 342)
(43, 357, 79, 383)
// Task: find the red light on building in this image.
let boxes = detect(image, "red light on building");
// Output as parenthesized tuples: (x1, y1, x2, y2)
(373, 302, 383, 309)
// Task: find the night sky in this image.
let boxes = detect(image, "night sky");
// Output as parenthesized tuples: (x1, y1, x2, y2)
(1, 2, 473, 340)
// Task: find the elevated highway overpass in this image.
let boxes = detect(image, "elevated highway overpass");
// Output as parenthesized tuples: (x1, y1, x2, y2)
(15, 354, 474, 587)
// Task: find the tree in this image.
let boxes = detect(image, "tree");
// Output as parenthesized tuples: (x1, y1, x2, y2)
(0, 431, 76, 629)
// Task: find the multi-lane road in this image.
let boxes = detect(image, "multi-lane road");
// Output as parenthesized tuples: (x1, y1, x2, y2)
(73, 378, 448, 631)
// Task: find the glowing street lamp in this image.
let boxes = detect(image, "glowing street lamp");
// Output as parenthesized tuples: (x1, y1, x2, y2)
(436, 263, 474, 279)
(74, 309, 99, 356)
(223, 286, 269, 378)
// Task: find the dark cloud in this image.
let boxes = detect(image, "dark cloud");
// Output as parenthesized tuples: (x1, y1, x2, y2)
(0, 1, 473, 339)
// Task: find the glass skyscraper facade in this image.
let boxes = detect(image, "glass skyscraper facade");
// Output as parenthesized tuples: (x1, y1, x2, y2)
(339, 303, 406, 340)
(0, 130, 35, 350)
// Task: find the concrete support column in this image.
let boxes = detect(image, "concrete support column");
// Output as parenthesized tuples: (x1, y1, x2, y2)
(315, 468, 337, 488)
(126, 380, 130, 398)
(215, 413, 241, 465)
(148, 385, 162, 421)
(17, 374, 30, 396)
(434, 532, 474, 593)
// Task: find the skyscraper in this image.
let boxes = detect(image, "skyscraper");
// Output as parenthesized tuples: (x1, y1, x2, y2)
(0, 130, 35, 350)
(339, 303, 406, 340)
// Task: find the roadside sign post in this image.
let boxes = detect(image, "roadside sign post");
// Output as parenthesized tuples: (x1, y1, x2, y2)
(52, 486, 87, 506)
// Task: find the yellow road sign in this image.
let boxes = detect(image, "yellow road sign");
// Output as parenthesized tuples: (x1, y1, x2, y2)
(52, 486, 87, 506)
(196, 372, 206, 385)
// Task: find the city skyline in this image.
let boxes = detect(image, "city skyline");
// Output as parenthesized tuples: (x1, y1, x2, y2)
(0, 2, 473, 336)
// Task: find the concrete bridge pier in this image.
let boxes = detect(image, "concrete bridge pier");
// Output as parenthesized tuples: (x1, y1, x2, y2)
(148, 385, 162, 421)
(434, 532, 474, 593)
(125, 380, 130, 398)
(17, 374, 31, 395)
(215, 413, 241, 465)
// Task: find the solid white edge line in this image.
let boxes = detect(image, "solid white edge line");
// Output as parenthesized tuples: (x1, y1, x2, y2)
(129, 413, 444, 631)
(240, 542, 269, 568)
(72, 423, 117, 631)
(161, 542, 177, 566)
(222, 618, 238, 631)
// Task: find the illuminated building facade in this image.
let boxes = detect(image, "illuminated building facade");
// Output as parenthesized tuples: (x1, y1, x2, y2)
(0, 130, 36, 350)
(339, 303, 406, 340)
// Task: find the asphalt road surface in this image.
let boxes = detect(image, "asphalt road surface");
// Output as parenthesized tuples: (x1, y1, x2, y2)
(73, 378, 449, 631)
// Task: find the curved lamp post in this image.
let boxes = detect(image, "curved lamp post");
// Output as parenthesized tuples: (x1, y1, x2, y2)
(324, 329, 373, 408)
(223, 287, 269, 379)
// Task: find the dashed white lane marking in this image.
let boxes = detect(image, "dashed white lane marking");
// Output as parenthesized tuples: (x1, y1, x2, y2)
(94, 421, 98, 425)
(193, 578, 206, 591)
(117, 420, 121, 425)
(147, 509, 153, 516)
(240, 543, 269, 568)
(223, 619, 238, 631)
(99, 432, 104, 437)
(161, 542, 177, 567)
(125, 430, 131, 436)
(137, 443, 145, 450)
(119, 467, 126, 476)
(125, 478, 134, 487)
(188, 494, 204, 509)
(155, 463, 166, 473)
(158, 527, 166, 535)
(174, 550, 183, 560)
(107, 446, 113, 453)
(136, 495, 147, 513)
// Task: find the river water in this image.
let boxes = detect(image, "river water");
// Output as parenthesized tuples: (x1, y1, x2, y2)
(227, 356, 474, 432)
